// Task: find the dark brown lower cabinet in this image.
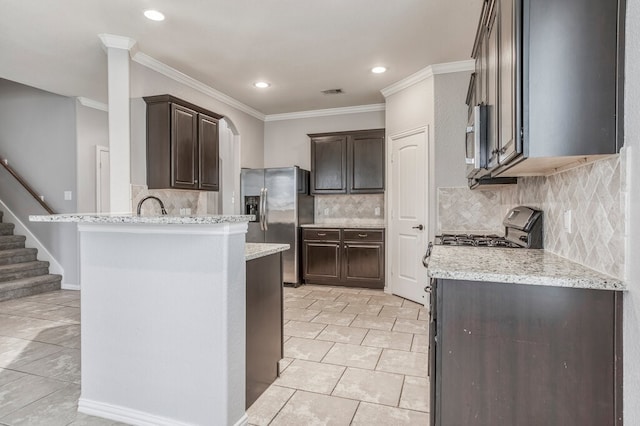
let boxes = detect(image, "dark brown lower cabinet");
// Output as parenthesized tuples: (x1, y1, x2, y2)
(246, 253, 283, 409)
(302, 228, 384, 289)
(430, 279, 622, 426)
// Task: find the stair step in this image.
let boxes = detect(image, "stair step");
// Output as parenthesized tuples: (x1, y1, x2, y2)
(0, 274, 62, 302)
(0, 223, 15, 236)
(0, 260, 50, 283)
(0, 235, 26, 250)
(0, 248, 38, 266)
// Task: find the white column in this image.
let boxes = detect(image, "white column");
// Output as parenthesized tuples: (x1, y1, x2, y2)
(98, 34, 136, 213)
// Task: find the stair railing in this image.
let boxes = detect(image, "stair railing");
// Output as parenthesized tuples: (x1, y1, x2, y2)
(0, 158, 55, 214)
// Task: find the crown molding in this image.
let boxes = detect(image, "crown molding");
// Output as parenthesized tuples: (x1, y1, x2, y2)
(98, 34, 137, 51)
(431, 59, 475, 75)
(131, 52, 265, 121)
(381, 59, 475, 98)
(264, 103, 385, 122)
(77, 97, 108, 112)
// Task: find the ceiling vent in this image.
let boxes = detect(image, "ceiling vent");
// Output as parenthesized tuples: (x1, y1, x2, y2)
(321, 88, 344, 95)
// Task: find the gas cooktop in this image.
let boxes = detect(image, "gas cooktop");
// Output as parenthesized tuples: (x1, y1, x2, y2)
(435, 233, 522, 248)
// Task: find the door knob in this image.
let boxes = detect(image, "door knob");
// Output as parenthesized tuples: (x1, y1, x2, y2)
(412, 224, 424, 230)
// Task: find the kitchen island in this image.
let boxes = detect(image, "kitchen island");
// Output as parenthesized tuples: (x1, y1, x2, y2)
(29, 214, 287, 426)
(426, 245, 624, 426)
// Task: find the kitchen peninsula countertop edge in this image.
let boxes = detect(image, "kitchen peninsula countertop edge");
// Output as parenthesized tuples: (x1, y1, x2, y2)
(29, 213, 255, 224)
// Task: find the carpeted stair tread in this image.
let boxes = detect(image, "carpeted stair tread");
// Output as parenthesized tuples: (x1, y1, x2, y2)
(0, 248, 38, 265)
(0, 260, 50, 283)
(0, 235, 26, 250)
(0, 223, 14, 235)
(0, 274, 62, 302)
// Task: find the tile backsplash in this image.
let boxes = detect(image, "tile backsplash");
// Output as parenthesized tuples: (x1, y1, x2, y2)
(438, 154, 627, 279)
(315, 194, 384, 225)
(131, 185, 219, 215)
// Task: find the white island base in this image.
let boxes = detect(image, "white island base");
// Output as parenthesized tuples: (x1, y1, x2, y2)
(76, 221, 248, 426)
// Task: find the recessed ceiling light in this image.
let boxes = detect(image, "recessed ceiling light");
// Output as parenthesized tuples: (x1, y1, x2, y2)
(254, 82, 271, 88)
(371, 66, 387, 74)
(144, 10, 165, 21)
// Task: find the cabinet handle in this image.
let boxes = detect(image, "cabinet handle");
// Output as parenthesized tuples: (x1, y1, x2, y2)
(358, 233, 368, 238)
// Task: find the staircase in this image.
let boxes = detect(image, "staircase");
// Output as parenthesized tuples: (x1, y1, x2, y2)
(0, 211, 62, 302)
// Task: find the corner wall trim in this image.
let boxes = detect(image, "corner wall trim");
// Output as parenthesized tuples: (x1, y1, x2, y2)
(77, 97, 108, 112)
(264, 103, 386, 122)
(381, 59, 475, 98)
(131, 51, 266, 121)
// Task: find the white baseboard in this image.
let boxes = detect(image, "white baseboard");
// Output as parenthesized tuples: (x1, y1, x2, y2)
(61, 283, 80, 291)
(0, 199, 64, 276)
(78, 398, 248, 426)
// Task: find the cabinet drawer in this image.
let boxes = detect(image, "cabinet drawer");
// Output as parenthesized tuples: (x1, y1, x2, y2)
(343, 229, 384, 242)
(303, 229, 341, 241)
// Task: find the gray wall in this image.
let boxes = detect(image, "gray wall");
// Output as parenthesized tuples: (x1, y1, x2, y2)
(434, 72, 470, 188)
(263, 111, 385, 170)
(76, 103, 108, 212)
(0, 79, 79, 285)
(624, 0, 640, 422)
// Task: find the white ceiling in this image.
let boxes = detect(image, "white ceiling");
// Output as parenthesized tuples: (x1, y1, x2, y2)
(0, 0, 482, 116)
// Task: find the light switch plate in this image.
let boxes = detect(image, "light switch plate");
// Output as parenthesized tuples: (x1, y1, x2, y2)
(563, 210, 572, 233)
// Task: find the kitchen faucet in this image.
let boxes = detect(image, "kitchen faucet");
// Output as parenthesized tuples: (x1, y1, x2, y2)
(136, 196, 168, 215)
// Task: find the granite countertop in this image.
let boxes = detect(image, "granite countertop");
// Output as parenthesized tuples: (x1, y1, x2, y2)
(29, 213, 255, 225)
(301, 222, 385, 229)
(427, 245, 625, 291)
(245, 243, 290, 261)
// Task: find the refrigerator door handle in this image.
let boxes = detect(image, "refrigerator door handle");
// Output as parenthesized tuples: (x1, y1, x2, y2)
(263, 188, 269, 231)
(259, 188, 265, 231)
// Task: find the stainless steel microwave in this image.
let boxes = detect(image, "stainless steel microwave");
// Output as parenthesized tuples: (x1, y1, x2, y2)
(465, 104, 489, 179)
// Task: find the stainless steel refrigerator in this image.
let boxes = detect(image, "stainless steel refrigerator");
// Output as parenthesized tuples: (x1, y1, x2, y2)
(241, 166, 314, 286)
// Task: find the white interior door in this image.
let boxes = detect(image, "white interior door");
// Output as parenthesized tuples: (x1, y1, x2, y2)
(96, 146, 110, 213)
(389, 128, 428, 305)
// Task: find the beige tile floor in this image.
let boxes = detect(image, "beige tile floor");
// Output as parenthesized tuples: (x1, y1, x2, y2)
(0, 290, 125, 426)
(0, 286, 429, 426)
(247, 284, 430, 425)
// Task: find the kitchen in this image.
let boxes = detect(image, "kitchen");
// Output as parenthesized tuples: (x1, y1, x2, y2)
(0, 0, 639, 425)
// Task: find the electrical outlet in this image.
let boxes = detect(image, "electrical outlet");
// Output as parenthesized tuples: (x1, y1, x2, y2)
(64, 191, 72, 201)
(374, 207, 380, 216)
(563, 210, 572, 233)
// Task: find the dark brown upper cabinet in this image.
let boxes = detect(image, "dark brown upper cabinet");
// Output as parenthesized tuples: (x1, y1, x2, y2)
(471, 0, 623, 178)
(144, 95, 223, 191)
(309, 129, 385, 195)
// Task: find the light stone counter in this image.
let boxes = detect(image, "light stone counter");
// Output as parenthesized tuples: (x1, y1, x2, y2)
(245, 243, 290, 261)
(301, 222, 385, 229)
(29, 213, 254, 224)
(427, 245, 625, 291)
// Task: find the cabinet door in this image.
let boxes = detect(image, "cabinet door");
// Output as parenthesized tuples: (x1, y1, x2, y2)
(198, 114, 219, 191)
(246, 253, 282, 409)
(348, 131, 385, 193)
(303, 241, 341, 281)
(342, 242, 384, 288)
(310, 135, 347, 194)
(485, 1, 500, 169)
(498, 0, 518, 165)
(171, 104, 198, 189)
